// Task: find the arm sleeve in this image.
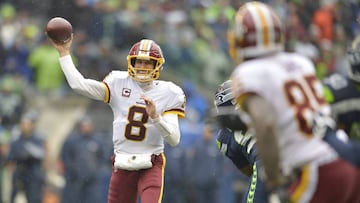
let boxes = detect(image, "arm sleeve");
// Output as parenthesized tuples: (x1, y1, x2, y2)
(59, 55, 106, 101)
(151, 113, 180, 147)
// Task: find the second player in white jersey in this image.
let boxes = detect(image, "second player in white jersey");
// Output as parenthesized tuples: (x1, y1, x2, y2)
(231, 52, 336, 175)
(228, 2, 360, 203)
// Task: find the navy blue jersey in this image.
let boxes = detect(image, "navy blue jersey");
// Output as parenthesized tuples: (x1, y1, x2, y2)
(323, 73, 360, 140)
(216, 128, 257, 170)
(216, 128, 269, 203)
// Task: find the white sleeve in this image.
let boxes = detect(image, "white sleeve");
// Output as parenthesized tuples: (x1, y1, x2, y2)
(59, 55, 106, 101)
(150, 113, 180, 147)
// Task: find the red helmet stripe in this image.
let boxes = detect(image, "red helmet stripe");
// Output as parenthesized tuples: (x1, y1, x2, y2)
(247, 2, 269, 47)
(254, 3, 269, 46)
(261, 4, 278, 47)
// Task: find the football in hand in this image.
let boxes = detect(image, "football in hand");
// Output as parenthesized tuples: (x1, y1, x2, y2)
(45, 17, 72, 44)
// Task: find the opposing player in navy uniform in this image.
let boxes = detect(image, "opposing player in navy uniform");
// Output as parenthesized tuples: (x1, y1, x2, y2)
(322, 36, 360, 167)
(323, 36, 360, 140)
(214, 80, 268, 203)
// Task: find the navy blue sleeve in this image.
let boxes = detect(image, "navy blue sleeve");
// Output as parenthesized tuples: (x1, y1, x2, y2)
(216, 128, 258, 169)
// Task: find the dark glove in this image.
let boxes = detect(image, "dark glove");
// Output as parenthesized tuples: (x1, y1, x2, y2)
(211, 106, 251, 132)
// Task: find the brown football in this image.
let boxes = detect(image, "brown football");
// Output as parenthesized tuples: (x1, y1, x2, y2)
(45, 17, 72, 44)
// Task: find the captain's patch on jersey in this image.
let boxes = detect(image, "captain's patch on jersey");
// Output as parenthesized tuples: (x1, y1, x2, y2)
(122, 88, 131, 97)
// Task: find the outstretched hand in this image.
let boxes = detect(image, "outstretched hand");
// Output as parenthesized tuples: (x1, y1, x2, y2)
(47, 33, 73, 57)
(141, 96, 158, 119)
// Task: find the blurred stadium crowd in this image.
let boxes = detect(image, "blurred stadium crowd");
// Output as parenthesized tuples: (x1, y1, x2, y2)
(0, 0, 359, 202)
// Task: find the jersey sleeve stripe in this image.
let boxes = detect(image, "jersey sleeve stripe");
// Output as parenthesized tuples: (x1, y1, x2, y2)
(234, 92, 256, 106)
(290, 164, 316, 203)
(102, 81, 111, 103)
(163, 109, 185, 119)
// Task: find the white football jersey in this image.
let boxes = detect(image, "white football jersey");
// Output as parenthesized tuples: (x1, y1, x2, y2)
(231, 52, 337, 173)
(103, 71, 186, 155)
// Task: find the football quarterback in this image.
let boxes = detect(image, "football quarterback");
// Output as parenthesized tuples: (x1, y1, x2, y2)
(50, 37, 186, 203)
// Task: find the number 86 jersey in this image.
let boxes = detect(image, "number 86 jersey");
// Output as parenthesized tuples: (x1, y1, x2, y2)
(103, 71, 186, 155)
(230, 52, 336, 173)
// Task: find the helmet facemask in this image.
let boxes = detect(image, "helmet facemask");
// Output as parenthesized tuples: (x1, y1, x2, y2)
(128, 57, 162, 82)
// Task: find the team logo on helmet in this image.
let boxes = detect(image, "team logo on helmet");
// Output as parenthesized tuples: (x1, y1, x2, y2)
(214, 80, 233, 107)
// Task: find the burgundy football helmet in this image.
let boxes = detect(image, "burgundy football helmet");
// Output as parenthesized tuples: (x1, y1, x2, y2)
(127, 39, 165, 82)
(228, 1, 284, 61)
